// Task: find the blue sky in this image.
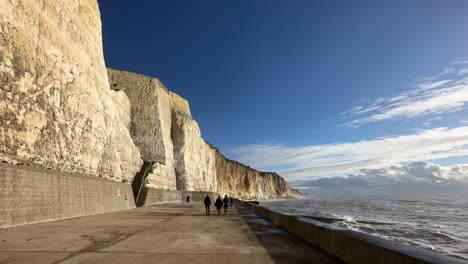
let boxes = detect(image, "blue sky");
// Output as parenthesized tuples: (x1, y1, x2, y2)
(100, 1, 468, 194)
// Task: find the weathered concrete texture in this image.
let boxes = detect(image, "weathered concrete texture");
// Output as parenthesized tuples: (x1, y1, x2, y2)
(213, 146, 300, 199)
(0, 0, 142, 182)
(245, 203, 466, 264)
(0, 163, 135, 229)
(107, 68, 177, 190)
(0, 203, 341, 264)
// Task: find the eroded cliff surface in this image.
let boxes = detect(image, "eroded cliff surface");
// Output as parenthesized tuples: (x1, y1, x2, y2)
(0, 0, 142, 182)
(0, 0, 297, 199)
(170, 92, 217, 192)
(107, 69, 177, 190)
(107, 69, 218, 192)
(107, 69, 298, 199)
(212, 145, 300, 199)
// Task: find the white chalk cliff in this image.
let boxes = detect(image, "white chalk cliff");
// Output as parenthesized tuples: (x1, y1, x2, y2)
(0, 0, 142, 183)
(0, 0, 298, 199)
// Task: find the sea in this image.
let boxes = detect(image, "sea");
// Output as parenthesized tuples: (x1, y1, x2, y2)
(261, 196, 468, 261)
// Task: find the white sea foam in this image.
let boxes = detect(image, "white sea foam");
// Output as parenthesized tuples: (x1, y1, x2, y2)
(262, 196, 468, 261)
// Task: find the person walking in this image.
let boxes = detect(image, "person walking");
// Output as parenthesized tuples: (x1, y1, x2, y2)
(223, 195, 229, 215)
(204, 194, 211, 216)
(215, 196, 223, 215)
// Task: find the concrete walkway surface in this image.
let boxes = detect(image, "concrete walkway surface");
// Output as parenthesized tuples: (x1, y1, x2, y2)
(0, 202, 342, 264)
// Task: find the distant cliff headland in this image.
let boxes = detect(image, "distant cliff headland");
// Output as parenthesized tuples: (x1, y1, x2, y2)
(0, 1, 298, 201)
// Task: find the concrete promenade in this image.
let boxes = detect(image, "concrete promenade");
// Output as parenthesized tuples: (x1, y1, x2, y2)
(0, 202, 342, 264)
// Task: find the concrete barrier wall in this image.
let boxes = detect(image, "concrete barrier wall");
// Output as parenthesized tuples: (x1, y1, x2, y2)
(144, 188, 220, 206)
(0, 163, 135, 229)
(244, 202, 466, 264)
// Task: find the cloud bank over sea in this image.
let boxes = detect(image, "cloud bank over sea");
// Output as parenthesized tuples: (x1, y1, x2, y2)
(230, 126, 468, 180)
(289, 161, 468, 195)
(230, 61, 468, 194)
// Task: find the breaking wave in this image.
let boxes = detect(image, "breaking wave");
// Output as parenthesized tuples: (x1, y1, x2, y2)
(262, 196, 468, 261)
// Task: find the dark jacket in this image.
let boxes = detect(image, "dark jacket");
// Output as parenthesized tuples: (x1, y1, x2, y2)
(215, 197, 223, 209)
(204, 196, 211, 206)
(223, 197, 229, 208)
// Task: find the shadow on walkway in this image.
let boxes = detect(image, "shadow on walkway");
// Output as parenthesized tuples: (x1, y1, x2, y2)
(235, 203, 344, 264)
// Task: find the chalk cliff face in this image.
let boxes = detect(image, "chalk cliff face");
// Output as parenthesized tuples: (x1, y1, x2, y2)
(107, 69, 218, 193)
(0, 0, 142, 182)
(213, 147, 300, 198)
(107, 69, 177, 190)
(0, 0, 298, 199)
(170, 92, 217, 192)
(107, 69, 298, 199)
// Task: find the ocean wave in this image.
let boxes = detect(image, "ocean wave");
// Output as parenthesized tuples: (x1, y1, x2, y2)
(262, 196, 468, 260)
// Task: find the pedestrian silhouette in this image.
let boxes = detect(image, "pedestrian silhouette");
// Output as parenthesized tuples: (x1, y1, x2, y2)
(204, 194, 211, 216)
(223, 195, 229, 215)
(215, 196, 223, 215)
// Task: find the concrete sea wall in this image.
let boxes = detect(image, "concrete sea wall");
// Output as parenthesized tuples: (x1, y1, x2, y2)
(0, 163, 135, 228)
(143, 189, 220, 206)
(244, 202, 466, 264)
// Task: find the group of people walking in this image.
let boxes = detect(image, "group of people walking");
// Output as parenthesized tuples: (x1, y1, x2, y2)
(203, 194, 233, 216)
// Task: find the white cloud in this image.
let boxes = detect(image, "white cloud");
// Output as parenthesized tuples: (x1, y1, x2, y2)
(450, 164, 468, 176)
(453, 60, 468, 65)
(230, 126, 468, 181)
(289, 161, 468, 195)
(458, 68, 468, 76)
(416, 79, 453, 91)
(341, 62, 468, 128)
